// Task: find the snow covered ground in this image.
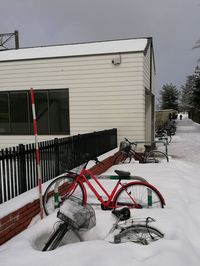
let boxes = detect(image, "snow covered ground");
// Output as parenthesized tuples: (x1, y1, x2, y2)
(1, 114, 200, 266)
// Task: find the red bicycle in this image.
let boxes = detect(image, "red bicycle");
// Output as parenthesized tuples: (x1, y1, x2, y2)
(43, 158, 165, 215)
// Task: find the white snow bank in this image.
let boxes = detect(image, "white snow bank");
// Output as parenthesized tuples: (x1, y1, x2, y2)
(1, 116, 200, 266)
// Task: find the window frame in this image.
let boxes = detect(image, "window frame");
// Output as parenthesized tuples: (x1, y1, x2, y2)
(0, 89, 70, 135)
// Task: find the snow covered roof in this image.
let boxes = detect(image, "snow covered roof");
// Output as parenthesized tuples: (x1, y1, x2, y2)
(0, 38, 149, 62)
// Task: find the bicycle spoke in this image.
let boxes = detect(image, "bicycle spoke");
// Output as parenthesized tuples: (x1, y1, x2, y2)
(43, 176, 85, 215)
(114, 225, 164, 245)
(114, 182, 164, 208)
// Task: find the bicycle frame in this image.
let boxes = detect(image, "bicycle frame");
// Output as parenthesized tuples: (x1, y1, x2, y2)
(43, 158, 166, 216)
(124, 139, 153, 162)
(70, 168, 141, 209)
(129, 147, 144, 161)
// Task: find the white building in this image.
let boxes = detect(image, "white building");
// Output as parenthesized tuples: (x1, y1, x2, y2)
(0, 37, 156, 148)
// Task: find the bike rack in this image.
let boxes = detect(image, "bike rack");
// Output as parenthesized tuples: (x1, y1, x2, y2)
(153, 139, 168, 155)
(132, 140, 168, 156)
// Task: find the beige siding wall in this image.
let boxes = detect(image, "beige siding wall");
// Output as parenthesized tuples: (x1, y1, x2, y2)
(143, 46, 151, 91)
(143, 45, 156, 92)
(0, 52, 146, 148)
(143, 45, 156, 142)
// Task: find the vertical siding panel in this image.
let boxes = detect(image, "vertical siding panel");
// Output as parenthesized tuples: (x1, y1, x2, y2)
(0, 52, 147, 146)
(143, 45, 156, 142)
(143, 47, 151, 90)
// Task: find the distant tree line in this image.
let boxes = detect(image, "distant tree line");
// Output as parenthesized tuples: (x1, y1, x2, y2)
(180, 66, 200, 112)
(159, 83, 179, 110)
(158, 38, 200, 123)
(158, 66, 200, 114)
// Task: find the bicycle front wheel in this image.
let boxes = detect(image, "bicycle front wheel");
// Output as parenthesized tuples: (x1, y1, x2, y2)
(43, 175, 85, 216)
(114, 152, 131, 165)
(42, 223, 81, 251)
(121, 154, 132, 164)
(42, 223, 69, 251)
(114, 225, 164, 245)
(113, 182, 165, 208)
(145, 150, 169, 163)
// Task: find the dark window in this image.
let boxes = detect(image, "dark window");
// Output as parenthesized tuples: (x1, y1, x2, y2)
(0, 89, 70, 135)
(49, 90, 70, 134)
(10, 91, 29, 134)
(33, 91, 48, 135)
(0, 93, 9, 134)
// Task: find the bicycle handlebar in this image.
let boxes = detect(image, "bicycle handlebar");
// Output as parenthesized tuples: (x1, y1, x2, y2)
(124, 138, 137, 146)
(82, 154, 104, 169)
(57, 210, 79, 230)
(94, 157, 104, 167)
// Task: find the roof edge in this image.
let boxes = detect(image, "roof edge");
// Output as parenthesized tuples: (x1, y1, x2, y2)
(0, 37, 150, 62)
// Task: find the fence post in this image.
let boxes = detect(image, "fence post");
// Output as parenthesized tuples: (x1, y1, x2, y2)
(18, 144, 27, 194)
(54, 138, 60, 176)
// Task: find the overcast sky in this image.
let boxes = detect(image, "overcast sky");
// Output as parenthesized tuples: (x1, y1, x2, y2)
(1, 0, 200, 97)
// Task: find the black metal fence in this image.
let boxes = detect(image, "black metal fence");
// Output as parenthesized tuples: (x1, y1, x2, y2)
(188, 109, 200, 124)
(0, 128, 117, 204)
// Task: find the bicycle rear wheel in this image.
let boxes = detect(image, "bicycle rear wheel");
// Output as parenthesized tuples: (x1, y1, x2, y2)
(43, 175, 85, 216)
(145, 150, 169, 163)
(114, 225, 164, 244)
(113, 182, 165, 208)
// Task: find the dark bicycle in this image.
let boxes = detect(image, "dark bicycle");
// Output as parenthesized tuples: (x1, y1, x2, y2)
(42, 197, 164, 251)
(114, 138, 169, 164)
(42, 196, 96, 251)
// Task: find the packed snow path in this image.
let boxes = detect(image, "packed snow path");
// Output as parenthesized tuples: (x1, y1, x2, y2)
(169, 115, 200, 163)
(1, 114, 200, 266)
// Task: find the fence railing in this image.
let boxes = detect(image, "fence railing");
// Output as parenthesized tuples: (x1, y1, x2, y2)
(188, 109, 200, 124)
(0, 128, 117, 204)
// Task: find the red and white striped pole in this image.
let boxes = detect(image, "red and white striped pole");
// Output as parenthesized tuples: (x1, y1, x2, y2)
(30, 88, 44, 219)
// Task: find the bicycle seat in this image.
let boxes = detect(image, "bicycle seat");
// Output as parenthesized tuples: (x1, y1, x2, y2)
(144, 144, 152, 149)
(112, 207, 131, 221)
(114, 170, 130, 177)
(144, 144, 155, 152)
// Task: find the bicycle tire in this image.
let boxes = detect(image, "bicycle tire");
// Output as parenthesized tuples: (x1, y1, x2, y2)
(113, 182, 165, 208)
(121, 153, 132, 164)
(145, 150, 169, 163)
(114, 152, 132, 165)
(114, 224, 164, 244)
(42, 223, 81, 251)
(43, 175, 85, 216)
(42, 223, 69, 251)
